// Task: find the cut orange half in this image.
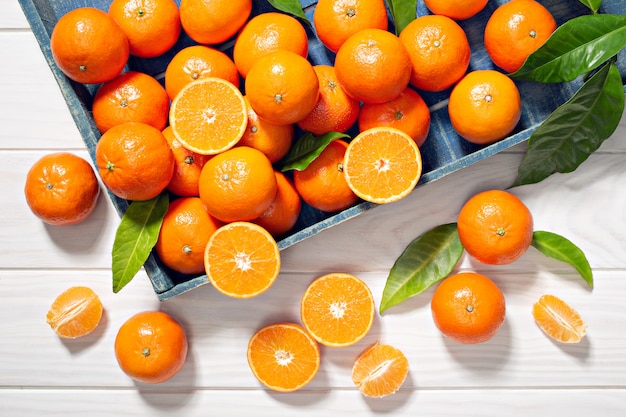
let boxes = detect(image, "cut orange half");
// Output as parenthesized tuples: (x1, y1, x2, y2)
(170, 77, 247, 155)
(532, 294, 587, 343)
(204, 221, 280, 298)
(343, 127, 422, 204)
(46, 286, 103, 339)
(352, 343, 409, 398)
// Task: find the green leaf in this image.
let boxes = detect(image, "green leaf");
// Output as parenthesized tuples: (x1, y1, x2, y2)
(578, 0, 602, 13)
(531, 231, 593, 288)
(279, 131, 349, 172)
(112, 193, 169, 293)
(512, 61, 624, 187)
(266, 0, 311, 27)
(386, 0, 418, 35)
(511, 14, 626, 83)
(380, 223, 463, 314)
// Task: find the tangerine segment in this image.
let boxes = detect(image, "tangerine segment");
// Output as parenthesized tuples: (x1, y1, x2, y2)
(300, 273, 375, 347)
(247, 322, 320, 392)
(204, 222, 280, 298)
(46, 286, 103, 339)
(352, 343, 409, 398)
(343, 127, 422, 204)
(532, 294, 587, 344)
(170, 77, 247, 155)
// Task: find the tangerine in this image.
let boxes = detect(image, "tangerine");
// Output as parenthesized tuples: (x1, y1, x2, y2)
(162, 126, 212, 197)
(46, 286, 103, 339)
(532, 294, 587, 344)
(254, 171, 302, 237)
(352, 343, 409, 398)
(179, 0, 251, 45)
(423, 0, 488, 20)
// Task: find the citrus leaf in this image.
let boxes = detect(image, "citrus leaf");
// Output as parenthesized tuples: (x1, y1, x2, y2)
(512, 61, 624, 187)
(112, 193, 169, 293)
(579, 0, 602, 13)
(279, 131, 349, 172)
(386, 0, 418, 35)
(531, 231, 593, 288)
(266, 0, 311, 27)
(511, 14, 626, 83)
(380, 223, 463, 314)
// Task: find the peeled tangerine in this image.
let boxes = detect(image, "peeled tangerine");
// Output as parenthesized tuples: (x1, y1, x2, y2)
(352, 343, 409, 398)
(46, 286, 103, 339)
(532, 294, 587, 343)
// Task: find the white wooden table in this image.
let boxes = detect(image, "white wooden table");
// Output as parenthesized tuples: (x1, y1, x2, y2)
(1, 1, 625, 415)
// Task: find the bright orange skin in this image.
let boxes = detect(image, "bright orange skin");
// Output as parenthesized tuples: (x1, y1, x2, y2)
(24, 152, 100, 226)
(254, 171, 302, 237)
(162, 126, 211, 197)
(484, 0, 557, 73)
(114, 311, 188, 384)
(457, 189, 534, 265)
(50, 7, 129, 84)
(431, 272, 506, 344)
(179, 0, 251, 45)
(108, 0, 181, 58)
(95, 122, 175, 201)
(314, 0, 389, 53)
(423, 0, 488, 20)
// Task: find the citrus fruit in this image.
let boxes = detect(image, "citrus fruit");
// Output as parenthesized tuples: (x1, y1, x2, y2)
(254, 171, 302, 237)
(313, 0, 389, 53)
(399, 14, 471, 92)
(204, 221, 281, 298)
(352, 343, 409, 398)
(484, 0, 557, 73)
(155, 197, 222, 275)
(179, 0, 251, 45)
(46, 286, 103, 339)
(343, 127, 422, 204)
(95, 122, 175, 201)
(457, 189, 534, 265)
(198, 146, 278, 223)
(233, 11, 308, 78)
(532, 294, 587, 343)
(92, 70, 170, 134)
(448, 70, 522, 145)
(423, 0, 488, 20)
(114, 311, 188, 384)
(245, 50, 320, 125)
(108, 0, 181, 58)
(169, 77, 248, 155)
(292, 139, 359, 213)
(431, 272, 506, 344)
(335, 28, 412, 104)
(300, 272, 375, 347)
(162, 126, 212, 197)
(247, 322, 320, 392)
(358, 86, 431, 147)
(50, 7, 129, 84)
(24, 152, 100, 226)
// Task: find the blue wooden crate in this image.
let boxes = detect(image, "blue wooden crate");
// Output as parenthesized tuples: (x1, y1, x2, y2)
(18, 0, 626, 300)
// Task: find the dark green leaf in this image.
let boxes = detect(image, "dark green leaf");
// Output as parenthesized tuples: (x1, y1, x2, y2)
(578, 0, 602, 13)
(531, 230, 593, 288)
(386, 0, 418, 35)
(266, 0, 311, 27)
(112, 193, 169, 293)
(380, 223, 463, 314)
(279, 131, 349, 172)
(511, 14, 626, 83)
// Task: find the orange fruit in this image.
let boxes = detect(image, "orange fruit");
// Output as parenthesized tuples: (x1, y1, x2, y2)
(92, 70, 170, 134)
(358, 86, 431, 147)
(399, 15, 471, 92)
(254, 171, 302, 237)
(335, 28, 411, 104)
(532, 294, 587, 344)
(352, 343, 409, 398)
(46, 286, 103, 339)
(169, 77, 248, 155)
(423, 0, 488, 20)
(237, 96, 294, 163)
(431, 272, 506, 344)
(247, 322, 320, 392)
(296, 65, 361, 136)
(245, 50, 320, 125)
(114, 311, 188, 384)
(313, 0, 389, 53)
(165, 45, 240, 101)
(95, 122, 175, 201)
(484, 0, 557, 73)
(24, 152, 100, 226)
(108, 0, 181, 58)
(343, 127, 422, 204)
(179, 0, 251, 45)
(300, 272, 375, 347)
(293, 139, 359, 213)
(50, 7, 129, 84)
(204, 221, 281, 298)
(162, 126, 212, 197)
(448, 70, 522, 145)
(155, 197, 222, 275)
(457, 189, 534, 265)
(198, 146, 278, 223)
(233, 12, 309, 78)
